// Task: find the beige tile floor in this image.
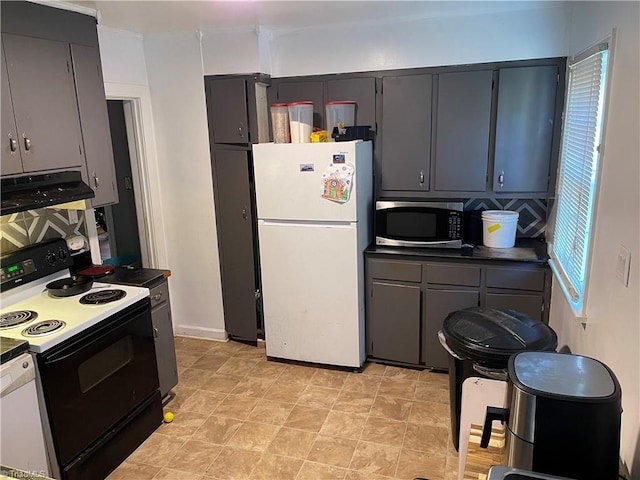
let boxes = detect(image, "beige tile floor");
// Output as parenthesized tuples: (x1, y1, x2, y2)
(108, 337, 459, 480)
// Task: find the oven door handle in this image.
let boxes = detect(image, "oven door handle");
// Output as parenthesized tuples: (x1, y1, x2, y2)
(41, 300, 150, 365)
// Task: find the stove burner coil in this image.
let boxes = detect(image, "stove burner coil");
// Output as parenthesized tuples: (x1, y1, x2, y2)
(80, 289, 127, 305)
(22, 320, 66, 336)
(0, 310, 38, 329)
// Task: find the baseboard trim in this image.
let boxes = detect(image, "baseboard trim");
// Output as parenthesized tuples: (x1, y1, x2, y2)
(174, 325, 227, 341)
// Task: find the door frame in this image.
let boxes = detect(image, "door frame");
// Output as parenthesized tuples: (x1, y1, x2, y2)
(87, 83, 167, 269)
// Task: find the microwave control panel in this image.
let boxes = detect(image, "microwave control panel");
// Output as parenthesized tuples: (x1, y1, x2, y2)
(449, 212, 462, 239)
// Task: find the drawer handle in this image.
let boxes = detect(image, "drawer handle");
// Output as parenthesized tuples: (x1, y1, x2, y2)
(153, 293, 163, 302)
(9, 135, 17, 152)
(419, 171, 424, 185)
(153, 327, 159, 339)
(23, 135, 32, 151)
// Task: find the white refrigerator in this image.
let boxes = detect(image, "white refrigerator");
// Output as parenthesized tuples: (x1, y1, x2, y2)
(252, 140, 373, 368)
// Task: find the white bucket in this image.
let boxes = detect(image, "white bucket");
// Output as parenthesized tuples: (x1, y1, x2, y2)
(481, 210, 519, 248)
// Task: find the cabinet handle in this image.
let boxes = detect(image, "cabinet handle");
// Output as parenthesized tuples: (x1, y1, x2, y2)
(242, 206, 248, 220)
(419, 171, 425, 185)
(153, 293, 163, 302)
(153, 327, 159, 339)
(23, 135, 32, 151)
(9, 136, 17, 152)
(238, 123, 245, 139)
(498, 171, 505, 188)
(93, 173, 100, 188)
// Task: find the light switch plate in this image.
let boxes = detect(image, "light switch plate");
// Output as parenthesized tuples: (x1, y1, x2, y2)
(615, 245, 631, 287)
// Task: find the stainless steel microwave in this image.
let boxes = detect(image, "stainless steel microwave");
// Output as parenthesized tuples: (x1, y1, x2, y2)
(375, 201, 463, 248)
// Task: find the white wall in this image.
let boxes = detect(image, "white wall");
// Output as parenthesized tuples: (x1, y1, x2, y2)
(142, 31, 226, 340)
(270, 5, 568, 76)
(98, 26, 149, 86)
(200, 27, 263, 75)
(549, 1, 640, 475)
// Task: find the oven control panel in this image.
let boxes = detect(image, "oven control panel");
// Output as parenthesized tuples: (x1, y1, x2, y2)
(0, 238, 73, 291)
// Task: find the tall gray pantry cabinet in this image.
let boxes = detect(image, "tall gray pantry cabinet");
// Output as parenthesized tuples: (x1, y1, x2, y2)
(205, 74, 270, 343)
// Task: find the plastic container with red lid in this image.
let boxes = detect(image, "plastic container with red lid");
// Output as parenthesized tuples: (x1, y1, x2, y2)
(325, 101, 356, 141)
(288, 101, 314, 143)
(270, 103, 290, 143)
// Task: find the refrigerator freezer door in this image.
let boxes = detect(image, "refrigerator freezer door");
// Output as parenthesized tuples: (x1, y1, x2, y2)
(253, 141, 371, 222)
(258, 220, 365, 367)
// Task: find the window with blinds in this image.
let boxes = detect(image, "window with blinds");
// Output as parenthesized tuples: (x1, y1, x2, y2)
(549, 42, 609, 317)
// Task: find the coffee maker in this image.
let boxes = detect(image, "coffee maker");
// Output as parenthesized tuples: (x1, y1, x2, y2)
(481, 351, 622, 480)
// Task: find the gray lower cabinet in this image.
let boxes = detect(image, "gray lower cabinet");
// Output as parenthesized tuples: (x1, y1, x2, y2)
(369, 281, 421, 365)
(71, 44, 118, 207)
(423, 289, 480, 370)
(365, 254, 551, 369)
(150, 280, 178, 399)
(1, 33, 84, 175)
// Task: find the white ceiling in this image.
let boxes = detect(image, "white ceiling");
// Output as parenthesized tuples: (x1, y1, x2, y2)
(67, 1, 563, 34)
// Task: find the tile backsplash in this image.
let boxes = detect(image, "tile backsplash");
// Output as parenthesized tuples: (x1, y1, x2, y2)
(0, 208, 89, 254)
(464, 198, 547, 238)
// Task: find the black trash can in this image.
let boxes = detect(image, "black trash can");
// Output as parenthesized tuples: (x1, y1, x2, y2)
(439, 307, 557, 451)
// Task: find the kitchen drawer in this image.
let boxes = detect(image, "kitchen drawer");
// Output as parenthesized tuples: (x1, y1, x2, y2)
(150, 281, 169, 308)
(369, 259, 422, 283)
(425, 263, 481, 287)
(486, 267, 545, 292)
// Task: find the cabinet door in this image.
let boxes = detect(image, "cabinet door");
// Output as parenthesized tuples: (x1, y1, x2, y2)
(493, 66, 558, 193)
(434, 70, 492, 192)
(381, 74, 432, 192)
(485, 293, 544, 323)
(326, 77, 376, 131)
(208, 78, 250, 143)
(2, 34, 83, 172)
(151, 300, 179, 398)
(369, 281, 421, 364)
(1, 45, 22, 175)
(213, 149, 258, 342)
(71, 44, 118, 207)
(424, 289, 479, 370)
(276, 81, 324, 129)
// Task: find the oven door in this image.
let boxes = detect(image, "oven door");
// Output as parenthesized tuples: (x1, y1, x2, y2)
(38, 298, 159, 467)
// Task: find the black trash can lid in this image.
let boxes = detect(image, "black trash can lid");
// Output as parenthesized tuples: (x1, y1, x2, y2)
(442, 307, 558, 369)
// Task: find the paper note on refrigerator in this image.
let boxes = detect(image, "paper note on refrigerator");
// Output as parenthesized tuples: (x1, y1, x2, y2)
(321, 162, 354, 203)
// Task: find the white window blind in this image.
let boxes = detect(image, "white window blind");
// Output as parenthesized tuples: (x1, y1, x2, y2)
(550, 43, 609, 315)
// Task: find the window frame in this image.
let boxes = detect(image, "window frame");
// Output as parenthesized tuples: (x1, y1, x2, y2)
(549, 37, 613, 319)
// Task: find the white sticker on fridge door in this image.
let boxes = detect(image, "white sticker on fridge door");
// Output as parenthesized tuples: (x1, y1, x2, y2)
(321, 162, 354, 203)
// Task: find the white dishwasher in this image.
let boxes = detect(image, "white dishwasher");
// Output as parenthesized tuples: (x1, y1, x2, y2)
(0, 351, 50, 475)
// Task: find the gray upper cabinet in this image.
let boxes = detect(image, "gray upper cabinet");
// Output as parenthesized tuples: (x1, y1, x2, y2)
(209, 77, 250, 144)
(326, 77, 376, 131)
(1, 46, 21, 176)
(381, 74, 432, 192)
(1, 33, 83, 174)
(71, 44, 118, 207)
(275, 80, 324, 129)
(493, 66, 558, 193)
(434, 70, 493, 192)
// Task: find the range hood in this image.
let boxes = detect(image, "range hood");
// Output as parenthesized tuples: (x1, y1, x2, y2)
(1, 171, 95, 216)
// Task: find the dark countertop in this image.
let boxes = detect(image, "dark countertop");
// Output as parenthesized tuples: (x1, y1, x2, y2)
(100, 267, 171, 288)
(366, 238, 549, 264)
(0, 338, 29, 365)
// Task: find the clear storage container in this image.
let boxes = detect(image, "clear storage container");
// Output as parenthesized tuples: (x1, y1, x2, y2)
(325, 101, 356, 141)
(288, 101, 314, 143)
(270, 103, 290, 143)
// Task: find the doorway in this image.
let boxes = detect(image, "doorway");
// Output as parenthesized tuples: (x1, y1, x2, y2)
(96, 100, 143, 267)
